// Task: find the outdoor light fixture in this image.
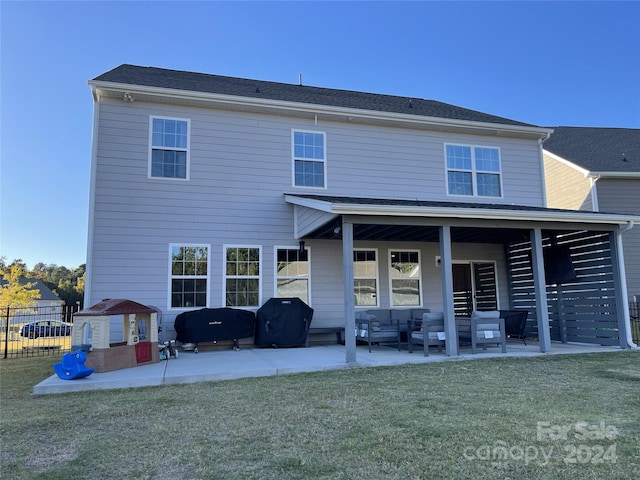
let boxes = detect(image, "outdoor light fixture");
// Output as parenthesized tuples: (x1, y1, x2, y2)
(299, 240, 306, 254)
(333, 226, 342, 237)
(123, 93, 134, 102)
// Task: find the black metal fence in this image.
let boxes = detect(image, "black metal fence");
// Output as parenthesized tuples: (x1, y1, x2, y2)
(2, 304, 80, 359)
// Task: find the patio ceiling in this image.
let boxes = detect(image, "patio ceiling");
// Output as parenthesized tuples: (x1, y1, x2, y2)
(306, 219, 535, 245)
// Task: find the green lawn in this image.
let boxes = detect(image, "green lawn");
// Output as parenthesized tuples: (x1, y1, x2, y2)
(1, 351, 639, 479)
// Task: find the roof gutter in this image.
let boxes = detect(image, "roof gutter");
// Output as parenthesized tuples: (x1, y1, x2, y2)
(587, 171, 640, 179)
(87, 80, 552, 140)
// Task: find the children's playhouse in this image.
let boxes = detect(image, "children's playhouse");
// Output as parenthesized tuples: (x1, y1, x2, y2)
(71, 298, 160, 372)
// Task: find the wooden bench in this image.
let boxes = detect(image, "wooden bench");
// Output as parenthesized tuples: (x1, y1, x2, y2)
(305, 327, 345, 347)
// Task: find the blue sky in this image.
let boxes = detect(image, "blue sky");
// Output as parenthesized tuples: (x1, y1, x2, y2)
(1, 1, 639, 269)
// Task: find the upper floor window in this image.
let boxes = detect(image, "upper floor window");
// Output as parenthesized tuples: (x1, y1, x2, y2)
(225, 246, 261, 308)
(276, 247, 310, 303)
(292, 130, 326, 188)
(389, 250, 422, 307)
(169, 245, 208, 309)
(445, 144, 501, 197)
(150, 117, 190, 180)
(354, 249, 378, 307)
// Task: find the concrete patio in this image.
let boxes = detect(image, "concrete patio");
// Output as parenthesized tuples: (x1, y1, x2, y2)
(33, 340, 624, 395)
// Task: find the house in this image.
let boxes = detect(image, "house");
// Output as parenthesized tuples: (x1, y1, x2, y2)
(0, 276, 64, 309)
(85, 65, 639, 363)
(30, 278, 64, 309)
(543, 127, 640, 303)
(0, 276, 64, 335)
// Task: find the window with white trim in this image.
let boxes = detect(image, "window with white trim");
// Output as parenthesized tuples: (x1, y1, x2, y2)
(150, 116, 190, 179)
(389, 250, 422, 307)
(293, 130, 326, 188)
(445, 144, 501, 197)
(170, 245, 208, 308)
(225, 246, 261, 307)
(354, 249, 378, 307)
(276, 247, 310, 303)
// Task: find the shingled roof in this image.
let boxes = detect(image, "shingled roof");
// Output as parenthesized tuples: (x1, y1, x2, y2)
(0, 276, 62, 302)
(92, 64, 536, 128)
(543, 126, 640, 173)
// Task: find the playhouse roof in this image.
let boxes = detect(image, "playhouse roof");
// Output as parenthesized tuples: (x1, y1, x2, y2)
(75, 298, 156, 316)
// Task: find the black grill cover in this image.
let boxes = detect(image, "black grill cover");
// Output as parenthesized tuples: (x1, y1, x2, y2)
(174, 308, 255, 344)
(255, 298, 314, 347)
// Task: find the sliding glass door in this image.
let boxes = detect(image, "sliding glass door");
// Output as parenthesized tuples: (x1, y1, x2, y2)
(452, 262, 498, 316)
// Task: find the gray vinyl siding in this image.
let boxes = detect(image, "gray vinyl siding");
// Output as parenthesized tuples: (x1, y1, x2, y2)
(325, 125, 543, 205)
(89, 97, 545, 330)
(596, 178, 640, 215)
(543, 154, 594, 210)
(595, 178, 640, 298)
(95, 99, 546, 204)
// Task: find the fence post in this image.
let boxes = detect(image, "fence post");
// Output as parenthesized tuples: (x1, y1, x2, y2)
(3, 306, 10, 359)
(630, 300, 640, 345)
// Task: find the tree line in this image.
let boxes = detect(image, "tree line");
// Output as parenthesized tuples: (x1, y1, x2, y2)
(0, 257, 85, 308)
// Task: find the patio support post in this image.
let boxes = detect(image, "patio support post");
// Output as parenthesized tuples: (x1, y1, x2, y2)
(609, 229, 632, 348)
(342, 219, 357, 363)
(530, 228, 551, 352)
(439, 225, 458, 356)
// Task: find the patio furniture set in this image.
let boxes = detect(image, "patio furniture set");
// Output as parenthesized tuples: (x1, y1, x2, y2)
(355, 309, 529, 355)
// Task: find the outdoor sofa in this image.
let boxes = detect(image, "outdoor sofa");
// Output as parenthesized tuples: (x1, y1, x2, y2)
(355, 308, 430, 352)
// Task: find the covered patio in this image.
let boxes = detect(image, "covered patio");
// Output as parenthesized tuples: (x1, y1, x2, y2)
(286, 194, 639, 363)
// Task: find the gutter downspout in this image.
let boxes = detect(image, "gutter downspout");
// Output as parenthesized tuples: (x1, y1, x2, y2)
(620, 220, 634, 235)
(588, 174, 600, 211)
(538, 131, 552, 208)
(617, 220, 637, 348)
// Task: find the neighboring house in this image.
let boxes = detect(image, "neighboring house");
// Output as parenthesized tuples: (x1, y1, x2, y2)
(543, 127, 640, 302)
(85, 64, 639, 362)
(0, 276, 64, 335)
(0, 276, 63, 309)
(30, 278, 64, 309)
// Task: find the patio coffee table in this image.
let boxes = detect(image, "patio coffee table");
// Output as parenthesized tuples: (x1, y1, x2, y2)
(305, 327, 345, 347)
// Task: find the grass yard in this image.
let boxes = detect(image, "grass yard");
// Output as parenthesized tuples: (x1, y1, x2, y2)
(1, 351, 639, 479)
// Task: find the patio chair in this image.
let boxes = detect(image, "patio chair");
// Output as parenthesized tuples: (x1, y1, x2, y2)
(408, 312, 446, 356)
(355, 311, 400, 352)
(500, 310, 529, 345)
(471, 311, 506, 354)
